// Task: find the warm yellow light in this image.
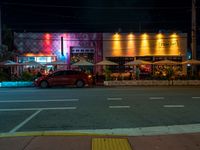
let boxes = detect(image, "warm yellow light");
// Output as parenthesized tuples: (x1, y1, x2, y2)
(128, 33, 134, 39)
(170, 33, 179, 55)
(157, 33, 163, 39)
(140, 34, 150, 56)
(127, 33, 135, 55)
(142, 33, 148, 39)
(24, 53, 52, 57)
(112, 33, 121, 56)
(156, 33, 165, 55)
(171, 33, 177, 38)
(114, 33, 120, 37)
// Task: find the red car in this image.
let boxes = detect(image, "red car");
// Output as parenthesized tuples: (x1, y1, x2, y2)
(34, 70, 93, 88)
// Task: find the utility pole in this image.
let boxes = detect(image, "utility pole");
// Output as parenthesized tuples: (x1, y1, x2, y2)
(191, 0, 196, 60)
(61, 36, 64, 56)
(0, 6, 2, 45)
(191, 0, 197, 75)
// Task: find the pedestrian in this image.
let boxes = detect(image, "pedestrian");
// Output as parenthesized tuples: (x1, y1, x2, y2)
(136, 66, 140, 80)
(49, 68, 53, 74)
(36, 70, 42, 78)
(95, 72, 99, 84)
(129, 71, 132, 80)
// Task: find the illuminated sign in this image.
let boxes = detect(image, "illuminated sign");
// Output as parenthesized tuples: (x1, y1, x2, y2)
(159, 40, 179, 47)
(71, 47, 95, 53)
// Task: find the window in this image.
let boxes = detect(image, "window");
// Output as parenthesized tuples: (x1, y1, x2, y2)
(106, 57, 134, 73)
(65, 70, 80, 75)
(53, 71, 65, 76)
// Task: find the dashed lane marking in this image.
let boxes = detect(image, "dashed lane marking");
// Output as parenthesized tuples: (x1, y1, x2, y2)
(109, 106, 130, 109)
(149, 97, 164, 100)
(0, 107, 77, 111)
(0, 99, 79, 103)
(192, 97, 200, 99)
(163, 105, 184, 108)
(107, 98, 123, 101)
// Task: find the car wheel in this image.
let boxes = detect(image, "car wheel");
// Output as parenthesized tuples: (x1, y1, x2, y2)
(76, 80, 85, 88)
(40, 80, 48, 88)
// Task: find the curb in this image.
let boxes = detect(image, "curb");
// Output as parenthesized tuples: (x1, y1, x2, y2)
(1, 123, 200, 138)
(0, 131, 126, 138)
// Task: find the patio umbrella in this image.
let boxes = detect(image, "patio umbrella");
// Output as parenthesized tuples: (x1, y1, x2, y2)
(22, 61, 43, 67)
(95, 60, 118, 66)
(124, 60, 153, 65)
(46, 60, 66, 65)
(182, 59, 200, 65)
(0, 60, 19, 66)
(153, 60, 181, 65)
(0, 60, 18, 66)
(0, 60, 21, 77)
(72, 59, 94, 66)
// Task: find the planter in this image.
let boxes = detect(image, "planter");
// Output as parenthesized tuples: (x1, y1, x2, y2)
(0, 81, 34, 87)
(103, 80, 200, 86)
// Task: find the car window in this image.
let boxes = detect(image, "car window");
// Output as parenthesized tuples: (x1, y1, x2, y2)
(53, 71, 65, 76)
(65, 70, 80, 75)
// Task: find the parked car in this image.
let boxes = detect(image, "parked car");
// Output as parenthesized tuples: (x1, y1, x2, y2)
(34, 70, 93, 88)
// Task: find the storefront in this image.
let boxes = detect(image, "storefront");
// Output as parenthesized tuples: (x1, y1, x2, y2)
(14, 32, 187, 77)
(103, 33, 187, 77)
(14, 32, 103, 73)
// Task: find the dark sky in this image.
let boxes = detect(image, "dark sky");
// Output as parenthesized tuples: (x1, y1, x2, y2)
(0, 0, 199, 33)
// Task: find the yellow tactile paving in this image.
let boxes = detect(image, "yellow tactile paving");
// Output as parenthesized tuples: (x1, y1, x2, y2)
(92, 138, 132, 150)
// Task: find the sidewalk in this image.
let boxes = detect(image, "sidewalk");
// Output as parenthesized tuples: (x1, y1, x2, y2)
(1, 132, 200, 150)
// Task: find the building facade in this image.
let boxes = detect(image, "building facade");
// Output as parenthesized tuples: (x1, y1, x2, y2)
(14, 32, 103, 66)
(103, 33, 187, 74)
(14, 32, 187, 75)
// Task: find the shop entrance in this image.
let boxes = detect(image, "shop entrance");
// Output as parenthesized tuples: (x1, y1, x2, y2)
(70, 47, 95, 73)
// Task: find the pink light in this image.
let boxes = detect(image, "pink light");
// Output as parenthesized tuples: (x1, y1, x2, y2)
(43, 33, 52, 54)
(62, 33, 67, 38)
(45, 33, 51, 40)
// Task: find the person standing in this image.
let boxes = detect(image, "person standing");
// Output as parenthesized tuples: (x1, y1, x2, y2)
(136, 66, 140, 80)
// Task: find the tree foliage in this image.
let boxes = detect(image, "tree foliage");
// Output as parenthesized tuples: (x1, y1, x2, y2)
(0, 26, 15, 61)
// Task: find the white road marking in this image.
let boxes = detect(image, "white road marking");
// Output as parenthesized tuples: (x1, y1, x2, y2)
(0, 99, 79, 103)
(149, 97, 164, 100)
(163, 105, 184, 108)
(0, 107, 77, 111)
(107, 98, 122, 101)
(109, 106, 130, 109)
(9, 110, 42, 133)
(192, 97, 200, 99)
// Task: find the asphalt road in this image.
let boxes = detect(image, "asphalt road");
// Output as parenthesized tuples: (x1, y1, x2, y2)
(0, 86, 200, 134)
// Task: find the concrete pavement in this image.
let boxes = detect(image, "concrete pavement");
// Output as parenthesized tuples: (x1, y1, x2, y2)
(1, 132, 200, 150)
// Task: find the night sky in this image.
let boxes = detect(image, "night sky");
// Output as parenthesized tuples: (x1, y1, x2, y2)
(0, 0, 199, 33)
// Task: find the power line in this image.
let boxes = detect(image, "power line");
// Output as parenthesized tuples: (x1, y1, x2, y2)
(9, 20, 190, 25)
(2, 2, 189, 10)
